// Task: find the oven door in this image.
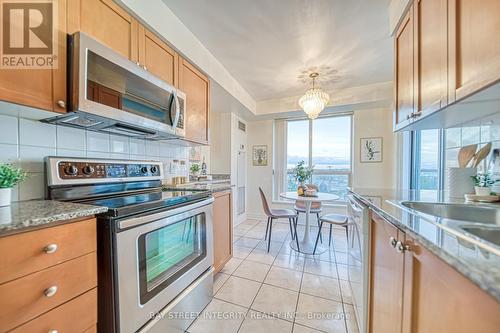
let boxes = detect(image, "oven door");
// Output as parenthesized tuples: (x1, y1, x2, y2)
(115, 198, 213, 332)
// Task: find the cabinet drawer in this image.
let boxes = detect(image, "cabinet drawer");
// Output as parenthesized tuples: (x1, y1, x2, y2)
(0, 252, 97, 332)
(9, 288, 97, 333)
(0, 218, 96, 284)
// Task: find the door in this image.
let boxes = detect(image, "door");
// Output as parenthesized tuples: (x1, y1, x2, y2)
(401, 235, 500, 333)
(213, 190, 233, 273)
(68, 0, 139, 61)
(0, 0, 67, 113)
(139, 26, 179, 87)
(369, 213, 405, 333)
(394, 8, 414, 128)
(448, 0, 500, 101)
(413, 0, 448, 118)
(179, 58, 210, 144)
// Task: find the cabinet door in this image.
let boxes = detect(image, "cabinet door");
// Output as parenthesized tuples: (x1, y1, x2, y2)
(369, 213, 404, 333)
(401, 236, 500, 333)
(0, 0, 67, 113)
(68, 0, 138, 61)
(213, 190, 232, 273)
(179, 58, 210, 144)
(448, 0, 500, 101)
(413, 0, 448, 117)
(394, 8, 414, 128)
(138, 26, 179, 86)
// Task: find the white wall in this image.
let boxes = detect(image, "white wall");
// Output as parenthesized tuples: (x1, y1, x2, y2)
(209, 112, 231, 174)
(352, 107, 397, 189)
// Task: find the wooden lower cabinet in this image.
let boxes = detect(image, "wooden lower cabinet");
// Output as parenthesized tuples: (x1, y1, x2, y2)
(213, 190, 233, 273)
(369, 211, 500, 333)
(369, 213, 405, 333)
(0, 218, 98, 332)
(9, 288, 97, 333)
(401, 236, 500, 333)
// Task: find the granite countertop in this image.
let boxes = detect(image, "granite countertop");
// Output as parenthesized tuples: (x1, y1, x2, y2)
(348, 187, 500, 302)
(0, 200, 108, 237)
(164, 181, 234, 193)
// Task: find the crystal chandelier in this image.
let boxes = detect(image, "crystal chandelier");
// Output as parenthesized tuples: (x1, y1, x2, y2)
(298, 73, 329, 120)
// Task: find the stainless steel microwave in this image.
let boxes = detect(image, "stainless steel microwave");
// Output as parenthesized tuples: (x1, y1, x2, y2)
(44, 32, 185, 140)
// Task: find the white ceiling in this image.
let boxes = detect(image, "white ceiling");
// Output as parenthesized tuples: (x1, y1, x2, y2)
(164, 0, 393, 102)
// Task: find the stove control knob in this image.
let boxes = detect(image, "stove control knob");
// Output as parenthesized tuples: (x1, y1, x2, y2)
(82, 165, 95, 175)
(64, 165, 78, 176)
(141, 166, 149, 174)
(150, 166, 158, 174)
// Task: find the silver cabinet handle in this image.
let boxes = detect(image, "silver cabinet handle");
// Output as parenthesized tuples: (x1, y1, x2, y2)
(396, 241, 410, 253)
(143, 65, 147, 71)
(43, 244, 58, 254)
(44, 286, 58, 297)
(136, 61, 140, 66)
(48, 330, 59, 333)
(389, 237, 397, 248)
(56, 100, 65, 108)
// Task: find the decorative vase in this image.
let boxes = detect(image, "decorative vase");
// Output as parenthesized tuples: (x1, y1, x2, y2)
(0, 188, 12, 207)
(474, 186, 491, 196)
(447, 167, 477, 198)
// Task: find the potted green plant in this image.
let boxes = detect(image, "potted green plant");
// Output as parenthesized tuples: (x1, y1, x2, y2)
(471, 173, 494, 196)
(190, 163, 200, 176)
(0, 163, 28, 206)
(293, 161, 313, 194)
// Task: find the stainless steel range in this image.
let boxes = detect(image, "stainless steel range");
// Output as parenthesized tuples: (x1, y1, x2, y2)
(46, 157, 214, 333)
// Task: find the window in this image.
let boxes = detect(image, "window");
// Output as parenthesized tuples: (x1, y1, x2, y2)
(284, 115, 352, 201)
(411, 129, 444, 192)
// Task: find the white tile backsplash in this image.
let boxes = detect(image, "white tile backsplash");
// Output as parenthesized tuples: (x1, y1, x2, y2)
(86, 131, 110, 153)
(0, 115, 18, 145)
(0, 143, 18, 163)
(1, 111, 194, 201)
(19, 146, 56, 172)
(19, 118, 56, 147)
(110, 135, 130, 154)
(57, 125, 86, 150)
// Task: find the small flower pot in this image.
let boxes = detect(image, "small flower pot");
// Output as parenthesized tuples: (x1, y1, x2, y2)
(474, 186, 491, 196)
(0, 188, 12, 207)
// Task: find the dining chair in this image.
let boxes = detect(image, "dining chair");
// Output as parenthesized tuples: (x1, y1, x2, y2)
(313, 213, 349, 254)
(294, 184, 323, 242)
(259, 187, 300, 252)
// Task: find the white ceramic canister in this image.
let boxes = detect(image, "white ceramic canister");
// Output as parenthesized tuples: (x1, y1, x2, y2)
(447, 167, 477, 199)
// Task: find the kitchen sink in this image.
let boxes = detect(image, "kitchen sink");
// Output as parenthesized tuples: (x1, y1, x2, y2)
(400, 201, 500, 225)
(460, 226, 500, 247)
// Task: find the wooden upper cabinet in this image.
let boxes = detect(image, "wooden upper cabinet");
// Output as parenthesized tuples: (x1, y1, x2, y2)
(138, 26, 179, 87)
(213, 190, 233, 274)
(413, 0, 448, 117)
(179, 58, 210, 144)
(0, 0, 67, 113)
(369, 213, 405, 333)
(448, 0, 500, 101)
(402, 236, 500, 333)
(67, 0, 138, 61)
(394, 8, 414, 128)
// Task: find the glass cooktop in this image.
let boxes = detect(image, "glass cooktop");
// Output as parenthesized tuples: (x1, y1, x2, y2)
(79, 189, 211, 218)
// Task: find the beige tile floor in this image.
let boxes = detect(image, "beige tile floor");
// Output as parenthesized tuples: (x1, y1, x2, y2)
(186, 218, 360, 333)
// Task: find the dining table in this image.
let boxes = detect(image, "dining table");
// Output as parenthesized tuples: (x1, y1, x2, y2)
(280, 191, 340, 254)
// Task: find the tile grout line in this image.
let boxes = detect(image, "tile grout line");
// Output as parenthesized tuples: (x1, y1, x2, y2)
(236, 221, 288, 332)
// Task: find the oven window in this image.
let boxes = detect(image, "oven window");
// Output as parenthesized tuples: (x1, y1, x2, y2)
(138, 213, 206, 304)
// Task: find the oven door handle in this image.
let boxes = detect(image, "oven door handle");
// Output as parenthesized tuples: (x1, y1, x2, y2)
(118, 197, 214, 230)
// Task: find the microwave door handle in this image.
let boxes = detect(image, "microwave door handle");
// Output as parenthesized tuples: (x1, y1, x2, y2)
(172, 92, 180, 129)
(169, 93, 176, 126)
